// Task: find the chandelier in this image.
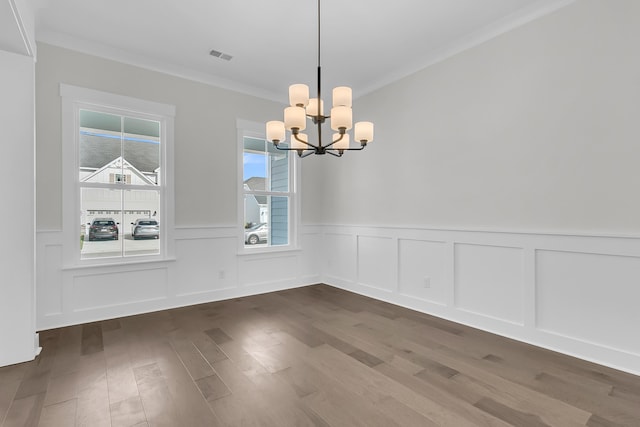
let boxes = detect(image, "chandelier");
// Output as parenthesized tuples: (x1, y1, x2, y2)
(265, 0, 374, 157)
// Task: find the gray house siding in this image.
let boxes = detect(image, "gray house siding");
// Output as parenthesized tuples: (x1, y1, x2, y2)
(270, 155, 289, 245)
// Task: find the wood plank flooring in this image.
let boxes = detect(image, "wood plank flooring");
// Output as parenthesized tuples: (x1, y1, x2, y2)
(1, 284, 638, 426)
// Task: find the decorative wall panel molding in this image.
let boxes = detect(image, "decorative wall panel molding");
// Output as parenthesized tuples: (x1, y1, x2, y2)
(316, 224, 640, 376)
(536, 249, 640, 355)
(357, 235, 395, 292)
(398, 238, 448, 305)
(36, 224, 640, 374)
(36, 226, 322, 330)
(324, 233, 357, 283)
(454, 243, 524, 325)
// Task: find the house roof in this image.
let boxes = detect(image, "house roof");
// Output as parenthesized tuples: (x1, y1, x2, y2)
(81, 156, 156, 186)
(244, 177, 265, 191)
(244, 177, 267, 205)
(80, 133, 159, 173)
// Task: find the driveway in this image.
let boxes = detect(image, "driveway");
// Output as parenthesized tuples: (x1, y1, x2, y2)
(82, 234, 160, 258)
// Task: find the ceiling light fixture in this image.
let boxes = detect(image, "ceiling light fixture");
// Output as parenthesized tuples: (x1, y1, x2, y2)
(266, 0, 374, 157)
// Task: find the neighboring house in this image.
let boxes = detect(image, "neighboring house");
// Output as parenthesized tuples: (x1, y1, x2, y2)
(243, 176, 268, 226)
(80, 130, 159, 184)
(79, 130, 160, 228)
(81, 156, 156, 186)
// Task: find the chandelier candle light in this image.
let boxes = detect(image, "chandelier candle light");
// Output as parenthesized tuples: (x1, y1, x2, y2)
(266, 0, 374, 157)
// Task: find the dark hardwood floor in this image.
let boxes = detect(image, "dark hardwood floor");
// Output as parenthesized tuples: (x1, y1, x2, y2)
(1, 284, 638, 426)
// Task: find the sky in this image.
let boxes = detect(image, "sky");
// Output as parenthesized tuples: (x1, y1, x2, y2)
(243, 152, 266, 181)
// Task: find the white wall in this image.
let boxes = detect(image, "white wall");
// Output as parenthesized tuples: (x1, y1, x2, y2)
(305, 0, 640, 234)
(0, 50, 36, 365)
(36, 43, 287, 230)
(35, 44, 321, 330)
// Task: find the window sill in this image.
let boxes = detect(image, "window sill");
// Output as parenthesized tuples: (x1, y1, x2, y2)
(237, 246, 302, 257)
(63, 256, 176, 271)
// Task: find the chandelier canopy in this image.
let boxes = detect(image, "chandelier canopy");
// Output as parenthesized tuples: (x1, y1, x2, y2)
(266, 0, 374, 157)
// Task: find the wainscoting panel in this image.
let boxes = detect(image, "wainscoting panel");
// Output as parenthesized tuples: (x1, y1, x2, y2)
(398, 238, 448, 305)
(36, 224, 640, 374)
(324, 233, 357, 283)
(173, 236, 238, 296)
(536, 249, 640, 355)
(72, 267, 168, 311)
(357, 235, 395, 292)
(454, 243, 524, 325)
(38, 241, 64, 316)
(299, 230, 323, 281)
(238, 253, 298, 287)
(317, 224, 640, 375)
(36, 226, 322, 330)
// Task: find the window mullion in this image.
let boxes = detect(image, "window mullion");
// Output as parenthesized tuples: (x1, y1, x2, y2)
(244, 190, 292, 197)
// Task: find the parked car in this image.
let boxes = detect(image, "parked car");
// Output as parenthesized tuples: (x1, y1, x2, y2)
(87, 218, 119, 241)
(245, 223, 268, 245)
(131, 218, 160, 240)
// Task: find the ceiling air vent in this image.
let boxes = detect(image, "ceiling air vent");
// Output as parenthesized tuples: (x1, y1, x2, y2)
(209, 49, 233, 61)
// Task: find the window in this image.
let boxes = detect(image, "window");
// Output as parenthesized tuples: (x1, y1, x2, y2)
(61, 85, 175, 265)
(110, 173, 131, 183)
(238, 120, 298, 251)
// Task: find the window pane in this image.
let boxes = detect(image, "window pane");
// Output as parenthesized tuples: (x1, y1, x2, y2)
(123, 117, 161, 186)
(244, 194, 268, 246)
(81, 187, 122, 259)
(79, 110, 123, 183)
(243, 195, 288, 247)
(80, 188, 161, 258)
(243, 137, 267, 183)
(270, 196, 289, 246)
(243, 137, 289, 193)
(78, 110, 163, 259)
(269, 149, 289, 192)
(123, 189, 160, 256)
(79, 111, 161, 186)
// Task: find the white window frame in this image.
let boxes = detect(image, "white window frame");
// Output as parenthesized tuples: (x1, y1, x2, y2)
(237, 119, 300, 254)
(61, 84, 176, 267)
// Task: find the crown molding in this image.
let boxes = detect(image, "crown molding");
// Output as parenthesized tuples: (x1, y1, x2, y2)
(36, 30, 282, 103)
(35, 0, 576, 102)
(357, 0, 578, 97)
(2, 0, 35, 57)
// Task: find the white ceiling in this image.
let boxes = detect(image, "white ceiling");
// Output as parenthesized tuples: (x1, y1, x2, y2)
(31, 0, 574, 102)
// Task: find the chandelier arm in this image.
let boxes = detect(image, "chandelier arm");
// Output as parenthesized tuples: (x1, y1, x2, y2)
(293, 132, 317, 149)
(273, 144, 304, 152)
(322, 132, 344, 149)
(325, 149, 343, 158)
(273, 145, 312, 152)
(306, 113, 329, 123)
(327, 143, 367, 151)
